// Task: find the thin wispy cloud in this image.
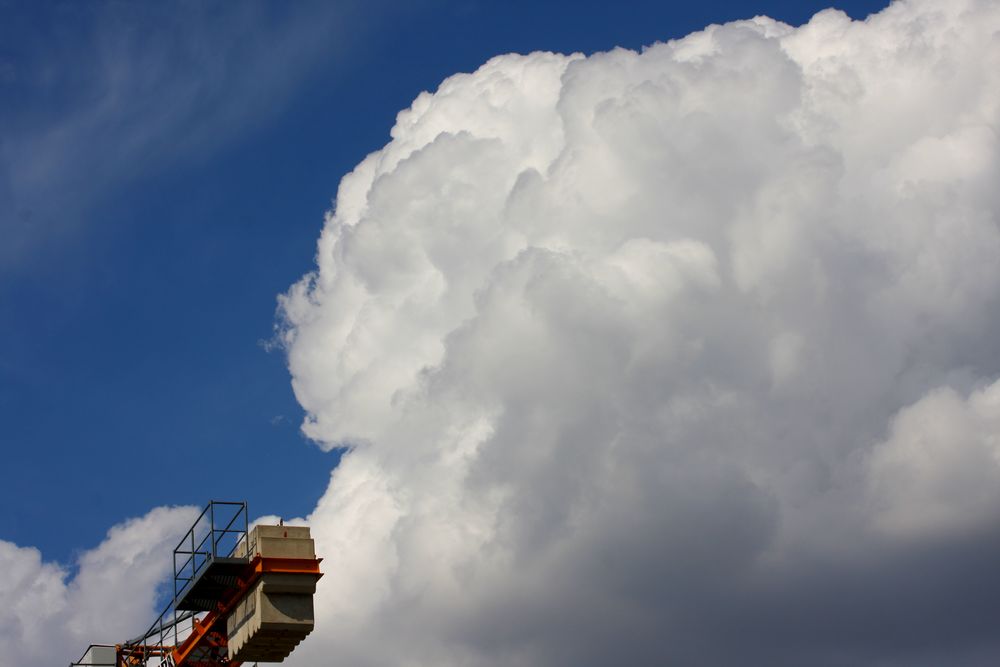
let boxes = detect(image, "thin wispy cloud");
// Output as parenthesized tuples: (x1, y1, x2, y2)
(0, 0, 376, 270)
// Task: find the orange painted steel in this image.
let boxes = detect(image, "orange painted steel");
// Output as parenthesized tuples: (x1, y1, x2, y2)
(129, 555, 323, 667)
(116, 644, 172, 666)
(255, 556, 324, 576)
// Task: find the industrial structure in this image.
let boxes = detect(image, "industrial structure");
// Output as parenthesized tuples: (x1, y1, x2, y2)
(70, 501, 322, 667)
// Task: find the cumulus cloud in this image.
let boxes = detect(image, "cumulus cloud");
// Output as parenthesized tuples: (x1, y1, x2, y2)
(277, 0, 1000, 665)
(0, 506, 197, 666)
(869, 379, 1000, 538)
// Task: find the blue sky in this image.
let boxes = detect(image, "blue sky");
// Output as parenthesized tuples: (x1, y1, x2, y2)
(1, 0, 891, 564)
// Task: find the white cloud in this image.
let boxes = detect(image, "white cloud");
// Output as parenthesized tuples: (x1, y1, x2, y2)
(869, 380, 1000, 538)
(279, 0, 1000, 664)
(0, 506, 197, 666)
(0, 0, 377, 270)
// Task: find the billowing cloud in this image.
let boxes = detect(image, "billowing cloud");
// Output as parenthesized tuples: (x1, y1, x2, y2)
(869, 379, 1000, 538)
(279, 0, 1000, 665)
(0, 506, 197, 666)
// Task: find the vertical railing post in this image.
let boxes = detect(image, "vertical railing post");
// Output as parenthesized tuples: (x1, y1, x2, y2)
(210, 502, 216, 558)
(172, 550, 178, 602)
(189, 528, 195, 590)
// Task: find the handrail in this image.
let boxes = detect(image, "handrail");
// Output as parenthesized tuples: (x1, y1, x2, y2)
(172, 501, 248, 604)
(116, 501, 249, 666)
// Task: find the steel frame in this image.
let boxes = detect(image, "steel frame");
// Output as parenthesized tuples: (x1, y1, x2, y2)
(88, 500, 323, 667)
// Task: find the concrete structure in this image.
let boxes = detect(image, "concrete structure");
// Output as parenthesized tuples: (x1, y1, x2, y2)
(79, 645, 116, 666)
(226, 525, 320, 663)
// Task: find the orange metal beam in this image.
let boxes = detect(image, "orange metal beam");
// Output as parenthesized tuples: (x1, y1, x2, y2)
(116, 644, 172, 667)
(254, 556, 324, 576)
(170, 613, 234, 667)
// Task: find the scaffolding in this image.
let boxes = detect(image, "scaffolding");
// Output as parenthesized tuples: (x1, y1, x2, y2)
(69, 501, 321, 667)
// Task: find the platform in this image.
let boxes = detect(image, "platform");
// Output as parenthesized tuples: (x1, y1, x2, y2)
(175, 556, 249, 611)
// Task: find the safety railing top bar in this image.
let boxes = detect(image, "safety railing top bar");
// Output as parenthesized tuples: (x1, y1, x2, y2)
(172, 500, 247, 555)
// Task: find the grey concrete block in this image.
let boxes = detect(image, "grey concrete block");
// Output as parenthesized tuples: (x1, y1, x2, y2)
(226, 525, 320, 663)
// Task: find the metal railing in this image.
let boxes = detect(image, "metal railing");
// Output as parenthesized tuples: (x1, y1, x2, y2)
(113, 501, 249, 667)
(172, 501, 248, 604)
